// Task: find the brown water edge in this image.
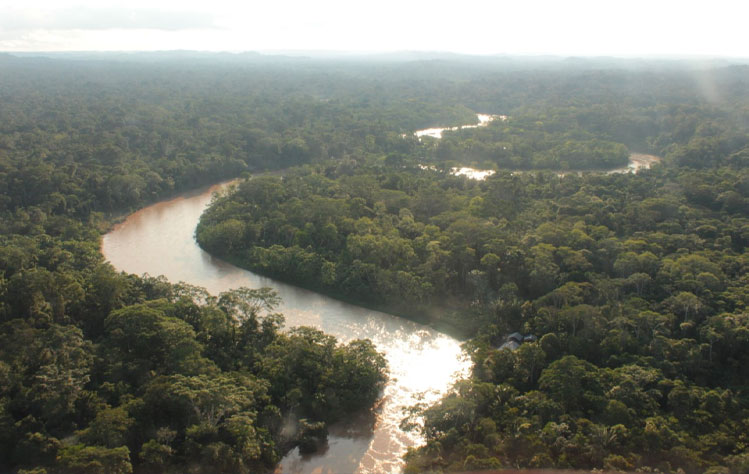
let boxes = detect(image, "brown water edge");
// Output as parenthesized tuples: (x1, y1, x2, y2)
(626, 153, 661, 169)
(201, 247, 473, 341)
(101, 179, 470, 474)
(513, 152, 662, 178)
(277, 406, 380, 474)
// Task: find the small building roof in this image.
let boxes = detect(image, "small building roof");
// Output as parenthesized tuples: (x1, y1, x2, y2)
(508, 332, 523, 342)
(499, 340, 521, 351)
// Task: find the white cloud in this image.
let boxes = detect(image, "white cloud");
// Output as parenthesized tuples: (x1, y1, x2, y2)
(0, 0, 747, 56)
(0, 6, 216, 31)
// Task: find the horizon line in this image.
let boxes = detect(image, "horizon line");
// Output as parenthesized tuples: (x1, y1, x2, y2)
(3, 49, 749, 62)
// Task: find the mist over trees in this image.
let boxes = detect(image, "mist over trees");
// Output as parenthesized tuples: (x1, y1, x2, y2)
(1, 52, 748, 473)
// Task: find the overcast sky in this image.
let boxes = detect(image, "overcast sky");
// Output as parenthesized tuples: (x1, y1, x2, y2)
(1, 0, 747, 57)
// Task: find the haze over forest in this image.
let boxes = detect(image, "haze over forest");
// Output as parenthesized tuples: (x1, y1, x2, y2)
(1, 2, 749, 473)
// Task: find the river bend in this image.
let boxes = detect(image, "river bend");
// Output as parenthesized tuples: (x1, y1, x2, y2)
(101, 181, 470, 474)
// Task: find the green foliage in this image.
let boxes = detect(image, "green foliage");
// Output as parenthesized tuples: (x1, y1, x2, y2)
(190, 61, 749, 473)
(431, 120, 631, 170)
(1, 53, 749, 473)
(0, 285, 387, 473)
(56, 445, 133, 474)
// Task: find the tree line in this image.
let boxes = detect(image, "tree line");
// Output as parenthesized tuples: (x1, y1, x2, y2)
(195, 61, 749, 473)
(1, 52, 748, 473)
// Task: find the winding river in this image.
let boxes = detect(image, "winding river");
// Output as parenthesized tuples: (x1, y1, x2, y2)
(414, 114, 661, 178)
(101, 181, 470, 474)
(101, 112, 660, 472)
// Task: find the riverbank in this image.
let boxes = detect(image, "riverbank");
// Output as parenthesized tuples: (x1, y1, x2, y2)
(192, 245, 474, 340)
(193, 152, 663, 345)
(102, 169, 471, 340)
(101, 180, 470, 474)
(429, 152, 662, 181)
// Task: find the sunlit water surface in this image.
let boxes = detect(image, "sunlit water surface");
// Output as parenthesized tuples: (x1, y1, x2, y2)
(414, 113, 505, 139)
(414, 115, 660, 179)
(101, 182, 470, 474)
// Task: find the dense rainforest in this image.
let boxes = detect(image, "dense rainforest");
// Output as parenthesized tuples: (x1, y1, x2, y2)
(196, 60, 749, 473)
(1, 52, 749, 473)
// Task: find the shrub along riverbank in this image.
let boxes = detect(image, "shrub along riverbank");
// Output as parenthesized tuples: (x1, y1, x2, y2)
(198, 159, 749, 473)
(3, 52, 749, 473)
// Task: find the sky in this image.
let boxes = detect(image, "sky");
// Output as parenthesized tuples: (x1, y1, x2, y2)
(1, 0, 748, 57)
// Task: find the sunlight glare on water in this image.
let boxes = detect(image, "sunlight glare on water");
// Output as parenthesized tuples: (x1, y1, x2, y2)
(101, 180, 471, 474)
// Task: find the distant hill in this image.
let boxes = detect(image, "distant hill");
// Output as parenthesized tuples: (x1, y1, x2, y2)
(4, 50, 748, 69)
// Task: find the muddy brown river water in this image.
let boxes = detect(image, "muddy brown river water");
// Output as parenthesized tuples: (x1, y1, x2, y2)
(101, 181, 470, 474)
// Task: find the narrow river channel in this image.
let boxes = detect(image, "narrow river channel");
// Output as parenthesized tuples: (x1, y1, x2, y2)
(101, 181, 470, 474)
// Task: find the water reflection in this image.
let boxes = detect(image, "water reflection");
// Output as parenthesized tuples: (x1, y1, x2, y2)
(101, 181, 470, 474)
(413, 113, 504, 139)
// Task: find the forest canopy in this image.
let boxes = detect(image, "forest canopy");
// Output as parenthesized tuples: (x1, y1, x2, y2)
(195, 57, 749, 473)
(1, 52, 748, 473)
